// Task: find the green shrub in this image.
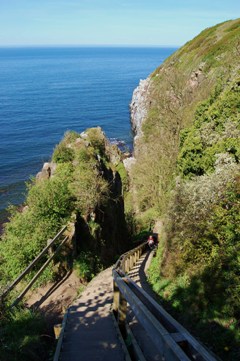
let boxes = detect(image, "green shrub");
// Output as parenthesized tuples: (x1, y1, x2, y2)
(71, 161, 109, 215)
(0, 308, 49, 361)
(178, 76, 240, 178)
(86, 127, 106, 156)
(0, 164, 73, 285)
(63, 130, 80, 143)
(148, 168, 240, 359)
(52, 143, 74, 163)
(27, 166, 73, 221)
(77, 147, 92, 163)
(73, 251, 102, 282)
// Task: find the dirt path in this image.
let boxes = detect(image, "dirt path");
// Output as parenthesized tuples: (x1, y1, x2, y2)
(26, 271, 84, 325)
(25, 251, 155, 331)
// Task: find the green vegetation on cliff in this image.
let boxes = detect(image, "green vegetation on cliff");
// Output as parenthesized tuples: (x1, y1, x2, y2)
(130, 19, 240, 360)
(0, 128, 130, 360)
(132, 18, 240, 219)
(0, 308, 48, 361)
(0, 127, 128, 290)
(178, 77, 240, 177)
(148, 79, 240, 357)
(1, 18, 239, 361)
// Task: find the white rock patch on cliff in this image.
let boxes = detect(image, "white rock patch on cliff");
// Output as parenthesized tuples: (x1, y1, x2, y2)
(126, 77, 151, 173)
(130, 77, 151, 142)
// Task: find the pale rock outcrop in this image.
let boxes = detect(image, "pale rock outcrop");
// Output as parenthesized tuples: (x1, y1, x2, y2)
(126, 77, 151, 173)
(130, 77, 151, 141)
(36, 162, 57, 181)
(187, 63, 205, 90)
(123, 156, 136, 173)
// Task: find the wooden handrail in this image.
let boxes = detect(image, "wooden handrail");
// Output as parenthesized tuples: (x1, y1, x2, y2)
(11, 235, 68, 308)
(1, 225, 67, 303)
(53, 240, 217, 360)
(113, 241, 147, 274)
(112, 243, 217, 361)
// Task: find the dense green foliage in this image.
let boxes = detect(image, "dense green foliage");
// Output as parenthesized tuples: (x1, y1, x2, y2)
(178, 76, 240, 177)
(0, 163, 74, 286)
(73, 251, 103, 282)
(130, 19, 240, 360)
(131, 19, 240, 222)
(148, 171, 240, 359)
(0, 128, 129, 360)
(0, 128, 126, 289)
(0, 308, 50, 361)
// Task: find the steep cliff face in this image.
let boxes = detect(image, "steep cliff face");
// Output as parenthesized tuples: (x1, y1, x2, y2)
(130, 18, 240, 215)
(130, 19, 240, 360)
(130, 78, 151, 143)
(50, 128, 130, 265)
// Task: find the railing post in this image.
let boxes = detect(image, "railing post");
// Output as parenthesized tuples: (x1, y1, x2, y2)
(47, 239, 53, 256)
(113, 280, 120, 317)
(118, 292, 127, 339)
(125, 258, 129, 273)
(122, 259, 126, 273)
(129, 255, 133, 270)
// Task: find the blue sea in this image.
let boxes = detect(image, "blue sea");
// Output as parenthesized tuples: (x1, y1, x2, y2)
(0, 46, 176, 222)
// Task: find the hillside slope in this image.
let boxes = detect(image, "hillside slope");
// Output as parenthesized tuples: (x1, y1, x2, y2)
(130, 19, 240, 360)
(130, 18, 240, 217)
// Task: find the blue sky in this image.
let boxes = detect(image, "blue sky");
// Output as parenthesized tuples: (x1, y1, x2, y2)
(0, 0, 239, 46)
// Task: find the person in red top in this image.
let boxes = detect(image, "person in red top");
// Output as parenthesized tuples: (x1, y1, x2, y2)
(147, 235, 155, 249)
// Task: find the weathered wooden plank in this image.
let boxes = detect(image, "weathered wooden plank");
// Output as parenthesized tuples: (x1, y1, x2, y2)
(53, 308, 69, 361)
(125, 277, 216, 361)
(118, 292, 127, 339)
(113, 271, 191, 361)
(171, 332, 187, 343)
(126, 324, 147, 361)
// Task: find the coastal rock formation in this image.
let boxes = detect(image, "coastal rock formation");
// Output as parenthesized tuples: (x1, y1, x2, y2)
(187, 63, 205, 90)
(36, 162, 57, 181)
(0, 128, 130, 289)
(129, 77, 151, 141)
(124, 78, 151, 172)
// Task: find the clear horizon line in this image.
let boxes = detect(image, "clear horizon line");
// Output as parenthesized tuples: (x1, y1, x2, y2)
(0, 43, 181, 49)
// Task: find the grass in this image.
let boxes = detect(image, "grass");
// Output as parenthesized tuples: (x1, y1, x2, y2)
(148, 253, 240, 360)
(0, 308, 52, 361)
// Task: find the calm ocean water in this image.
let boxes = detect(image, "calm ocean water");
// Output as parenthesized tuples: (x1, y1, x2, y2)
(0, 46, 176, 220)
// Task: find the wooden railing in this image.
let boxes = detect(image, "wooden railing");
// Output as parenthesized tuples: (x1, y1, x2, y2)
(0, 225, 68, 308)
(112, 243, 217, 361)
(113, 242, 148, 275)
